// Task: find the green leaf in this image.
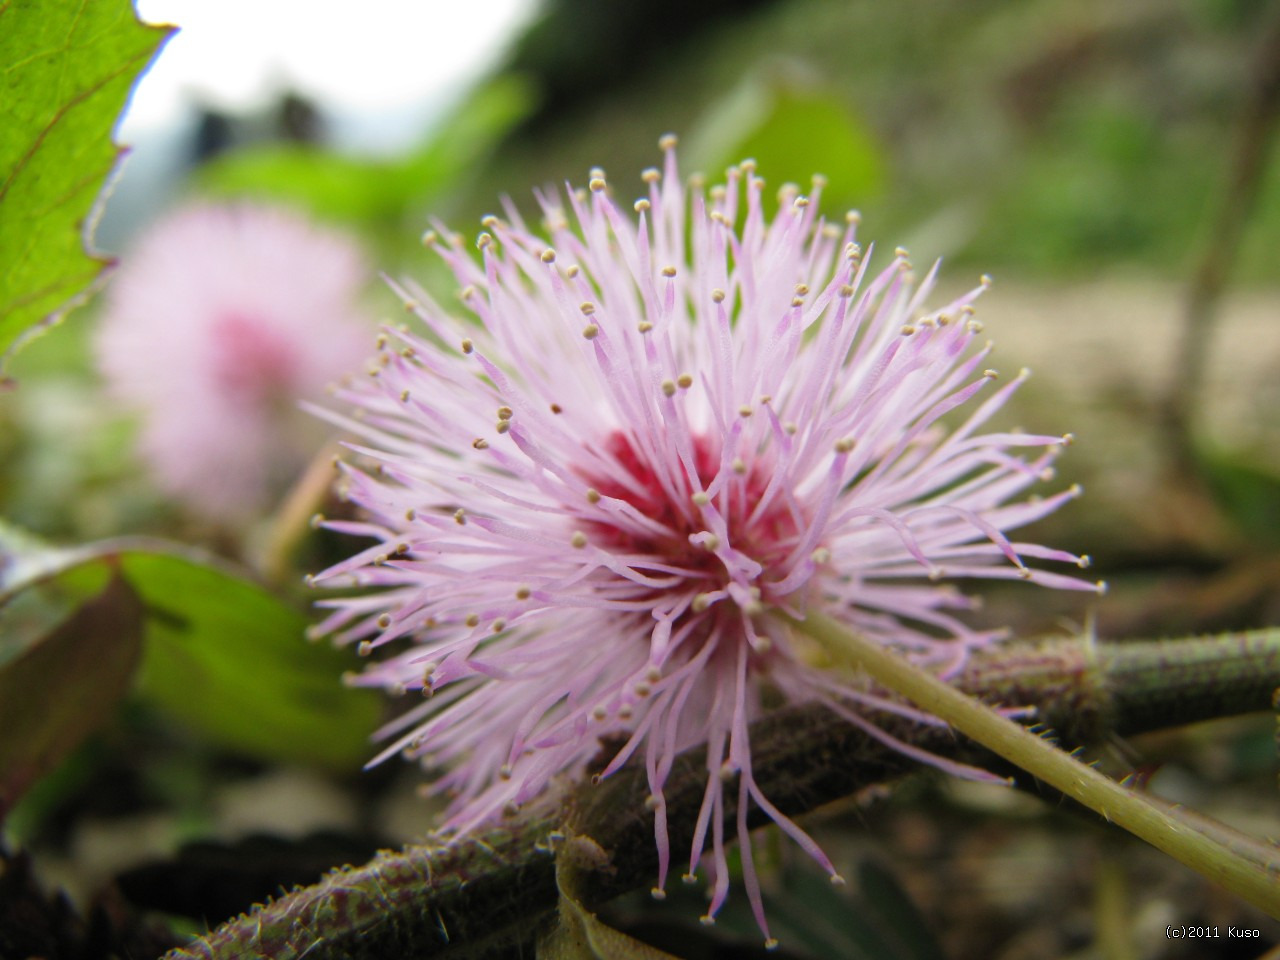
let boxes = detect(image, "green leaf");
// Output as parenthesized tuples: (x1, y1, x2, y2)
(0, 526, 382, 771)
(122, 549, 381, 770)
(0, 569, 144, 818)
(687, 79, 885, 218)
(0, 0, 170, 374)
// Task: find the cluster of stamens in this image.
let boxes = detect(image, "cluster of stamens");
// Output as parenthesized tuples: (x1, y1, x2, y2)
(311, 136, 1103, 947)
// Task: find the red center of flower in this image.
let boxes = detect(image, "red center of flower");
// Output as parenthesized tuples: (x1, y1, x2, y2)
(209, 311, 299, 407)
(584, 431, 799, 591)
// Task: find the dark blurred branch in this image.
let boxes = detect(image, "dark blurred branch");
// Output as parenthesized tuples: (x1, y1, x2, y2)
(1165, 3, 1280, 470)
(165, 629, 1280, 960)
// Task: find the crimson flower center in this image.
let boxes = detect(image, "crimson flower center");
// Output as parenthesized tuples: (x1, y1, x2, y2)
(582, 431, 800, 596)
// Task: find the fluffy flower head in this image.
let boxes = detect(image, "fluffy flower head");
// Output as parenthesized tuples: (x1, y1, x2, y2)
(314, 140, 1100, 940)
(96, 203, 372, 522)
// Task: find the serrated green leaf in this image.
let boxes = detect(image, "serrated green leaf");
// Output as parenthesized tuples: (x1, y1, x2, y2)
(0, 0, 170, 373)
(0, 569, 144, 818)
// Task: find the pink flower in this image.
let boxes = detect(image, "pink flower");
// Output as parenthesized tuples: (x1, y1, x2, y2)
(312, 139, 1102, 944)
(95, 203, 372, 523)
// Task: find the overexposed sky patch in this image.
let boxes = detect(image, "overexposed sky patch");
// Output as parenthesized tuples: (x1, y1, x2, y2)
(124, 0, 537, 148)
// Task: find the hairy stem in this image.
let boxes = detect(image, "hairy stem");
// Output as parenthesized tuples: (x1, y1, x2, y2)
(165, 629, 1280, 960)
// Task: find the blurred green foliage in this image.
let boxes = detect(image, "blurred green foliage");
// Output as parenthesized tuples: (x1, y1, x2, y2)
(504, 0, 781, 130)
(685, 79, 885, 218)
(1198, 452, 1280, 548)
(196, 77, 535, 260)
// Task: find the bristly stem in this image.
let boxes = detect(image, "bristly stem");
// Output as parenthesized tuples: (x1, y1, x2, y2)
(792, 610, 1280, 918)
(164, 628, 1280, 960)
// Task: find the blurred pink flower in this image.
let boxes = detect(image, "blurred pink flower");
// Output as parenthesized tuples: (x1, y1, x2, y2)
(95, 203, 372, 523)
(312, 141, 1102, 943)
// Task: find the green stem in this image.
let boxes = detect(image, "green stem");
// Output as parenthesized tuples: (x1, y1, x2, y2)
(793, 610, 1280, 918)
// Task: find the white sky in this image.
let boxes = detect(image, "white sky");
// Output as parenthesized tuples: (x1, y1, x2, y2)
(124, 0, 538, 150)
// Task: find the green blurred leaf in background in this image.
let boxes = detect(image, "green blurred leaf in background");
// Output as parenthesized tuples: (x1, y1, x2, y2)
(686, 74, 885, 218)
(0, 526, 382, 795)
(123, 549, 381, 771)
(0, 0, 170, 376)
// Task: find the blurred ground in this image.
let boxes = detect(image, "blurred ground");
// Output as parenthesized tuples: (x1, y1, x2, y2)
(975, 279, 1280, 461)
(962, 279, 1280, 642)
